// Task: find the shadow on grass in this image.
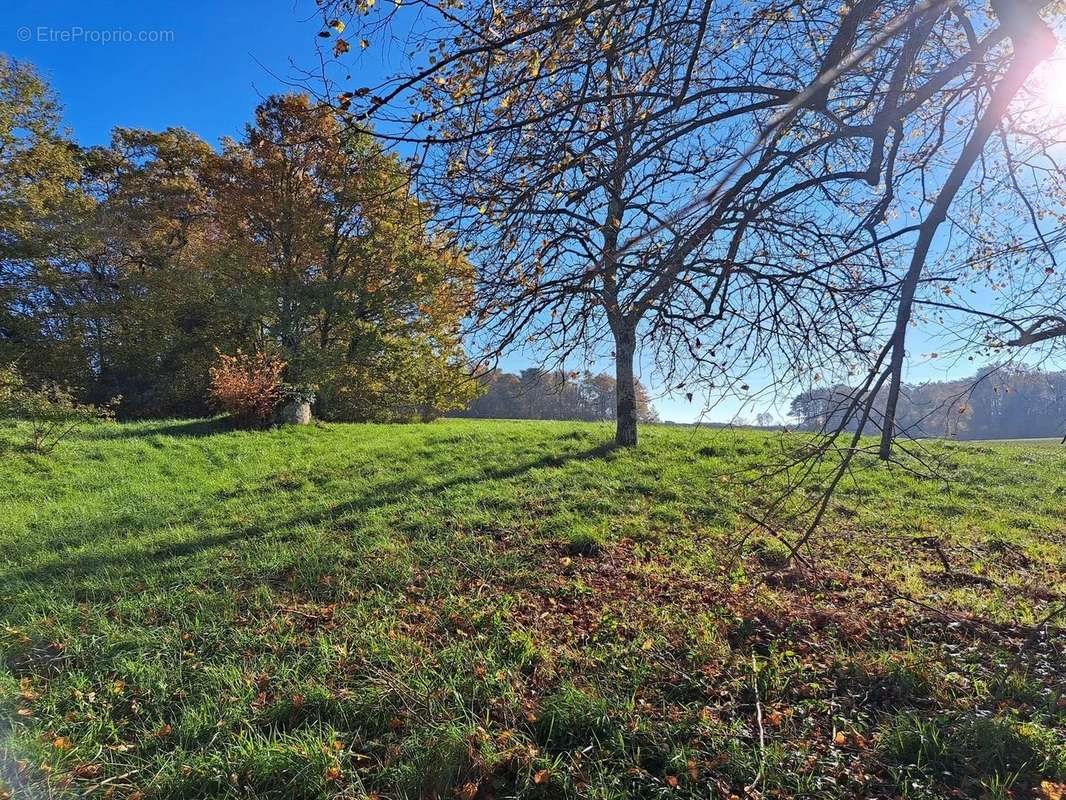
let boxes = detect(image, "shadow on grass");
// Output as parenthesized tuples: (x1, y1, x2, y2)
(2, 525, 269, 603)
(297, 440, 620, 526)
(86, 417, 237, 440)
(2, 436, 620, 610)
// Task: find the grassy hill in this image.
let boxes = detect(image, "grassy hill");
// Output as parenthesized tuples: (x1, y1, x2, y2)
(0, 419, 1063, 800)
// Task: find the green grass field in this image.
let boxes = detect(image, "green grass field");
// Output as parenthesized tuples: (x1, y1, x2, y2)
(1, 419, 1063, 800)
(975, 437, 1066, 448)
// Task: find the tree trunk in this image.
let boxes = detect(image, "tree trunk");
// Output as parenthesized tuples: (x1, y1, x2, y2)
(877, 12, 1054, 460)
(614, 326, 638, 447)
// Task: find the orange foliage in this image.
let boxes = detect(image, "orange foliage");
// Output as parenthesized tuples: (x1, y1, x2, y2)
(207, 350, 285, 427)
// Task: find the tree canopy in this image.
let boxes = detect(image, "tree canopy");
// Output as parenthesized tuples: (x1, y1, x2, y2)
(0, 68, 477, 421)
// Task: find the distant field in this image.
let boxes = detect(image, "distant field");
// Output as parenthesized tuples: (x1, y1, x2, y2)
(973, 437, 1065, 447)
(1, 419, 1063, 799)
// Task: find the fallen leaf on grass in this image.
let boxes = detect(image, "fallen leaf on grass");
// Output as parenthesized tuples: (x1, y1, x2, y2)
(533, 769, 550, 785)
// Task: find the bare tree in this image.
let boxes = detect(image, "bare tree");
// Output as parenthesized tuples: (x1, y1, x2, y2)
(313, 0, 1066, 456)
(874, 0, 1058, 458)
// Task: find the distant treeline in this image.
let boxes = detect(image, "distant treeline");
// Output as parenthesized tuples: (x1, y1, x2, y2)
(454, 369, 659, 423)
(790, 366, 1066, 440)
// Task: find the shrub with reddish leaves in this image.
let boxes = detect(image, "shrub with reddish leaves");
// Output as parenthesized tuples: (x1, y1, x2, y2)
(207, 350, 285, 427)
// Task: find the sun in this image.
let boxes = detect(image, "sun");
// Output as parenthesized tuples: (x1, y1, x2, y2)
(1034, 56, 1066, 116)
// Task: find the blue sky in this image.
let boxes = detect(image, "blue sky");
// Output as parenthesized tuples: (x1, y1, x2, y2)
(5, 1, 1043, 423)
(6, 1, 336, 147)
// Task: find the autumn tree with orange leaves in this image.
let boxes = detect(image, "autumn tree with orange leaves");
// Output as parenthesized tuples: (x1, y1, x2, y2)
(1, 82, 477, 421)
(207, 94, 476, 420)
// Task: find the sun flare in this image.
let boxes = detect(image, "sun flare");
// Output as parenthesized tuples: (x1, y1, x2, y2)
(1035, 56, 1066, 115)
